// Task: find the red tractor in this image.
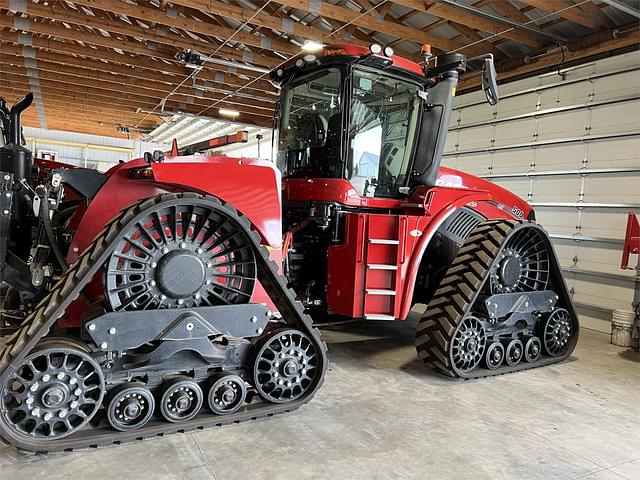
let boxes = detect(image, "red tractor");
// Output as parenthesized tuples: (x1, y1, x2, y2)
(0, 44, 578, 453)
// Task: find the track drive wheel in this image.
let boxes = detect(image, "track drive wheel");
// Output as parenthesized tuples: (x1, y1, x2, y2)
(252, 329, 320, 404)
(106, 383, 155, 431)
(207, 373, 247, 415)
(0, 338, 104, 441)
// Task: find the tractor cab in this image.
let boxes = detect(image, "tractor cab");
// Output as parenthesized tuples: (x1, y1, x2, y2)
(272, 44, 498, 203)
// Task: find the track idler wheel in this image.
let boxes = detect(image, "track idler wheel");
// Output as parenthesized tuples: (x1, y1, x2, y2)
(106, 383, 155, 431)
(503, 338, 524, 366)
(0, 339, 104, 441)
(484, 342, 504, 370)
(523, 336, 542, 363)
(159, 377, 203, 423)
(207, 373, 247, 415)
(449, 316, 486, 375)
(542, 308, 573, 357)
(252, 328, 320, 404)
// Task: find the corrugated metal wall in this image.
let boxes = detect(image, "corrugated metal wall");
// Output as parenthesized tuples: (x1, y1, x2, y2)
(444, 50, 640, 333)
(23, 127, 168, 171)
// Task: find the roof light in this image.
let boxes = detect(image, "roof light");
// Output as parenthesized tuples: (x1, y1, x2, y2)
(369, 43, 382, 55)
(302, 40, 324, 52)
(384, 46, 394, 57)
(219, 108, 240, 117)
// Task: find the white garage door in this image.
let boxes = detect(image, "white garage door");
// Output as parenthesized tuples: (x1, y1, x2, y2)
(443, 50, 640, 333)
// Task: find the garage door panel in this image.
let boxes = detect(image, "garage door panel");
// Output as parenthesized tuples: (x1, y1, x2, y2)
(551, 242, 579, 267)
(592, 71, 640, 102)
(489, 149, 534, 174)
(537, 110, 590, 141)
(457, 125, 494, 150)
(458, 103, 497, 124)
(495, 92, 538, 119)
(587, 137, 640, 168)
(578, 210, 633, 237)
(590, 100, 640, 135)
(539, 83, 592, 110)
(493, 118, 535, 146)
(531, 177, 580, 202)
(443, 155, 489, 175)
(575, 244, 634, 275)
(533, 208, 578, 235)
(583, 174, 640, 203)
(571, 277, 634, 307)
(493, 178, 529, 198)
(530, 143, 586, 170)
(444, 130, 460, 152)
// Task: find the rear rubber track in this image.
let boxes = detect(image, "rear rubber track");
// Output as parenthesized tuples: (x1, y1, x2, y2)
(0, 192, 327, 453)
(415, 219, 579, 379)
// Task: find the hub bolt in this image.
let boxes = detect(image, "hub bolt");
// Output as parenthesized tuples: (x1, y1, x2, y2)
(180, 242, 187, 248)
(108, 327, 117, 335)
(56, 372, 65, 380)
(151, 262, 157, 269)
(42, 374, 50, 382)
(196, 248, 203, 254)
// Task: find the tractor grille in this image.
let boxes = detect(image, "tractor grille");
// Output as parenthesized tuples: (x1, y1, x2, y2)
(444, 208, 484, 245)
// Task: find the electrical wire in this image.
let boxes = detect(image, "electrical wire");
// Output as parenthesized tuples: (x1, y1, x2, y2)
(449, 0, 593, 54)
(194, 0, 390, 117)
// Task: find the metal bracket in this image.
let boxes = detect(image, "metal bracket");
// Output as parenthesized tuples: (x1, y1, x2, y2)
(86, 304, 271, 352)
(0, 172, 14, 279)
(484, 290, 557, 320)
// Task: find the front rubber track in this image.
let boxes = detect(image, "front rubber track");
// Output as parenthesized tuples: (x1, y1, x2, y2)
(415, 219, 579, 379)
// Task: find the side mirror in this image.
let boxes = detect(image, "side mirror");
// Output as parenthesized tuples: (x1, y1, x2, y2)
(482, 56, 499, 106)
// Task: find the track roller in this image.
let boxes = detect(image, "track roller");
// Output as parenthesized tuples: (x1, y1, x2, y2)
(207, 373, 247, 415)
(523, 336, 542, 363)
(159, 377, 203, 423)
(502, 338, 523, 366)
(106, 383, 155, 431)
(484, 342, 504, 370)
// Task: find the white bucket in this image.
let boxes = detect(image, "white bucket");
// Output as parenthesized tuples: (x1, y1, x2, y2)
(611, 309, 635, 347)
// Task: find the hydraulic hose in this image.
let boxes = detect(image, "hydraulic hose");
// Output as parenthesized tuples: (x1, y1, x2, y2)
(37, 188, 69, 271)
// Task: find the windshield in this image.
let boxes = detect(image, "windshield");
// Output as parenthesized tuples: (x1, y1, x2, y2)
(347, 69, 421, 198)
(276, 66, 422, 198)
(276, 68, 343, 178)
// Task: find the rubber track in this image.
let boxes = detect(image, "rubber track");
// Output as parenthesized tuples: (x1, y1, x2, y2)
(0, 193, 327, 453)
(415, 219, 579, 379)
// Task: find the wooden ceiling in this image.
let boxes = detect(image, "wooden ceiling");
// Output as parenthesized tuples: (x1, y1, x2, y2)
(1, 0, 638, 139)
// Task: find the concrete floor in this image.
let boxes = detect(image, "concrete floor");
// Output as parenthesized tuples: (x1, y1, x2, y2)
(1, 314, 639, 480)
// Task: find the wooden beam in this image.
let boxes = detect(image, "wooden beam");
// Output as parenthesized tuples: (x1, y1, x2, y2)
(0, 32, 276, 92)
(388, 0, 544, 48)
(3, 3, 281, 70)
(0, 72, 273, 127)
(0, 72, 274, 128)
(70, 0, 300, 56)
(458, 28, 639, 91)
(518, 0, 600, 30)
(170, 0, 371, 47)
(268, 0, 488, 55)
(1, 50, 275, 111)
(577, 2, 613, 28)
(0, 41, 277, 99)
(489, 1, 531, 24)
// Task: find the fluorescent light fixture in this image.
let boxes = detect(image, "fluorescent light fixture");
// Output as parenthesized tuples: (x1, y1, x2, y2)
(302, 40, 325, 52)
(219, 108, 240, 117)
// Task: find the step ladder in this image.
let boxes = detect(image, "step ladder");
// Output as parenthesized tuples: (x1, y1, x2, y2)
(362, 216, 407, 321)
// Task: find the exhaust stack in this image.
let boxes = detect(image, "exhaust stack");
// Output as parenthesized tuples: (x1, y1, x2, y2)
(0, 93, 34, 184)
